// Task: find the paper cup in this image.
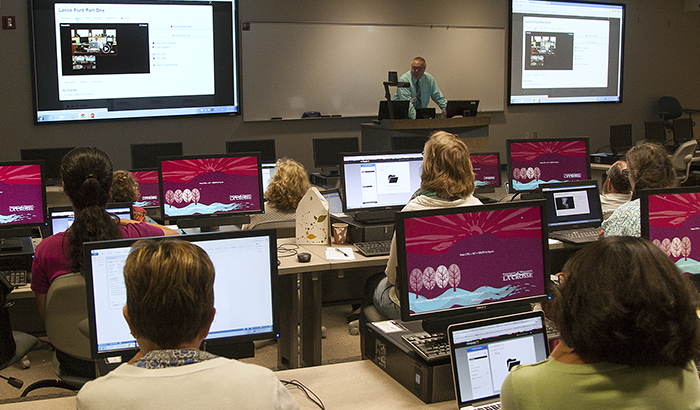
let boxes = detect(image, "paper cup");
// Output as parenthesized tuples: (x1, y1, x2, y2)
(332, 223, 349, 244)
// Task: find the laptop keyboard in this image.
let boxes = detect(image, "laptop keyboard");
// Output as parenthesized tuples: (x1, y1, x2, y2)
(3, 270, 28, 287)
(551, 227, 601, 242)
(402, 331, 449, 361)
(474, 403, 501, 410)
(354, 240, 391, 257)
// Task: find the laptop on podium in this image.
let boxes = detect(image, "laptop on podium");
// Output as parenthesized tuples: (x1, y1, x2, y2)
(448, 311, 550, 410)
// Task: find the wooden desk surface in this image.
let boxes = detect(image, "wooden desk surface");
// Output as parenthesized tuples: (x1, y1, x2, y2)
(362, 115, 490, 130)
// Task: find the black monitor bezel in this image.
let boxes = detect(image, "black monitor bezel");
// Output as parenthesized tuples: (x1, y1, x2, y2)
(312, 137, 360, 170)
(471, 151, 502, 191)
(339, 150, 424, 214)
(506, 137, 591, 194)
(157, 152, 264, 224)
(83, 229, 280, 360)
(20, 147, 75, 182)
(640, 186, 700, 240)
(609, 124, 632, 155)
(445, 100, 479, 118)
(0, 160, 48, 231)
(225, 139, 277, 164)
(130, 142, 183, 170)
(395, 200, 550, 324)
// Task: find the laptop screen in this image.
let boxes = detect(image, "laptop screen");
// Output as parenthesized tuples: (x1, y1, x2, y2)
(539, 180, 603, 230)
(641, 187, 700, 275)
(449, 311, 549, 408)
(322, 189, 343, 214)
(49, 203, 132, 235)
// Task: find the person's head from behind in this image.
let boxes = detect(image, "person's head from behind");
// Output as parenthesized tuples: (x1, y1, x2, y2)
(420, 131, 475, 199)
(61, 147, 121, 271)
(265, 158, 310, 211)
(111, 170, 140, 203)
(411, 56, 426, 80)
(123, 239, 215, 350)
(625, 141, 678, 200)
(602, 160, 631, 195)
(61, 147, 113, 211)
(553, 236, 700, 367)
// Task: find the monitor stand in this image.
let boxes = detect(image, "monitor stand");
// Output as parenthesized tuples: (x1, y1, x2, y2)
(518, 191, 542, 201)
(420, 302, 532, 335)
(352, 209, 397, 224)
(175, 215, 250, 233)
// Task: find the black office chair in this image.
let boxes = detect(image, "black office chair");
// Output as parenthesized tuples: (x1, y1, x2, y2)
(659, 96, 699, 140)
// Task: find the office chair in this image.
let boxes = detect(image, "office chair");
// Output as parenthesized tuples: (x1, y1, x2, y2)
(670, 140, 699, 184)
(659, 96, 699, 139)
(251, 219, 297, 238)
(21, 273, 95, 396)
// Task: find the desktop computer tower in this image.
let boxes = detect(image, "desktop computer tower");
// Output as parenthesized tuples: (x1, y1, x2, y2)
(364, 321, 454, 404)
(309, 173, 339, 189)
(330, 215, 394, 243)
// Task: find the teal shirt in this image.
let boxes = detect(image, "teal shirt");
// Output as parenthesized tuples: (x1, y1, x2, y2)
(393, 71, 447, 119)
(601, 198, 640, 237)
(501, 357, 700, 410)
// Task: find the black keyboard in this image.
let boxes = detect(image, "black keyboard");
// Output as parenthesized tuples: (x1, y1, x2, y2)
(354, 240, 391, 257)
(402, 331, 449, 362)
(3, 270, 28, 287)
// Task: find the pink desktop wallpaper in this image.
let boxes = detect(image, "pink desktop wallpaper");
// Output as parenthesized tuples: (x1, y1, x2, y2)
(0, 164, 44, 226)
(510, 140, 588, 190)
(648, 192, 700, 274)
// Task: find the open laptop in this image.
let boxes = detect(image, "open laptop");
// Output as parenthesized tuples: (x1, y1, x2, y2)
(448, 311, 550, 410)
(321, 188, 343, 214)
(539, 180, 604, 244)
(49, 203, 133, 235)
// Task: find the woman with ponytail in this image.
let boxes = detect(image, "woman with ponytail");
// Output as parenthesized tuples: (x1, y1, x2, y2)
(31, 147, 177, 377)
(601, 141, 678, 237)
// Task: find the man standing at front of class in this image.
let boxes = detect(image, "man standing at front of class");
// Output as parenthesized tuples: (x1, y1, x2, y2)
(393, 57, 447, 119)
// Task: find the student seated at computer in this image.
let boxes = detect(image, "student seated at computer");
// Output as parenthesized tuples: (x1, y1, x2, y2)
(110, 170, 149, 223)
(601, 142, 677, 236)
(76, 239, 299, 410)
(372, 131, 481, 319)
(31, 147, 177, 377)
(500, 236, 700, 409)
(243, 158, 310, 229)
(599, 160, 631, 217)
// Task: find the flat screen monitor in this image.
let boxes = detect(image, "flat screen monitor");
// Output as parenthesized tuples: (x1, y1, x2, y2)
(609, 124, 632, 155)
(340, 151, 424, 214)
(158, 153, 263, 226)
(30, 0, 239, 123)
(0, 161, 47, 230)
(378, 100, 409, 120)
(509, 0, 625, 105)
(129, 169, 160, 208)
(131, 142, 182, 170)
(312, 137, 359, 172)
(84, 229, 278, 359)
(49, 202, 132, 235)
(261, 162, 277, 196)
(645, 121, 667, 144)
(321, 189, 343, 215)
(395, 200, 549, 333)
(445, 100, 479, 118)
(226, 139, 276, 164)
(506, 138, 590, 194)
(471, 152, 502, 193)
(673, 118, 694, 145)
(20, 147, 75, 185)
(641, 187, 700, 276)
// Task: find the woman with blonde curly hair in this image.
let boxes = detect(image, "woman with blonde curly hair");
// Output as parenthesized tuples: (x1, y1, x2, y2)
(372, 131, 481, 319)
(245, 158, 310, 228)
(111, 170, 148, 222)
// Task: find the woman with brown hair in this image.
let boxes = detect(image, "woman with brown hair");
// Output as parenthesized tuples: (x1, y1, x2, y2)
(372, 131, 482, 319)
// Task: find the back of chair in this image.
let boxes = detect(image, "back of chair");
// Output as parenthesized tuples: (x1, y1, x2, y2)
(44, 273, 92, 361)
(251, 219, 296, 238)
(671, 140, 698, 172)
(659, 96, 684, 122)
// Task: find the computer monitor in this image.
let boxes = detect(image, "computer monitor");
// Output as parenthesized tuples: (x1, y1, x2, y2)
(645, 121, 667, 144)
(49, 203, 132, 235)
(312, 137, 360, 174)
(641, 187, 700, 276)
(261, 163, 278, 196)
(340, 151, 424, 223)
(390, 136, 429, 152)
(506, 138, 590, 195)
(0, 161, 47, 232)
(83, 229, 278, 360)
(131, 142, 183, 170)
(445, 100, 479, 118)
(129, 169, 160, 209)
(158, 153, 263, 230)
(321, 189, 343, 215)
(395, 200, 549, 334)
(471, 152, 502, 194)
(610, 124, 632, 155)
(20, 147, 75, 185)
(226, 139, 277, 164)
(378, 100, 410, 121)
(673, 118, 694, 145)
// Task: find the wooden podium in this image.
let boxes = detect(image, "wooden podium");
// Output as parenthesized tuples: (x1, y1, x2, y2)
(360, 115, 490, 152)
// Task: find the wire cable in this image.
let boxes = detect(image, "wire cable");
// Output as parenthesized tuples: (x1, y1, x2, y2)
(280, 379, 325, 410)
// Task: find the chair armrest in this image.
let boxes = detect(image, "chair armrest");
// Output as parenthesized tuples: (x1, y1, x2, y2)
(78, 319, 90, 338)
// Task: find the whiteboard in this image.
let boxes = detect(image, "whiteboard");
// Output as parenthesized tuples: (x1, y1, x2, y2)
(240, 22, 505, 121)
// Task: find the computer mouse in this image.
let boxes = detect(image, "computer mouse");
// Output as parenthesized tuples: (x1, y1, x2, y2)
(297, 252, 312, 263)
